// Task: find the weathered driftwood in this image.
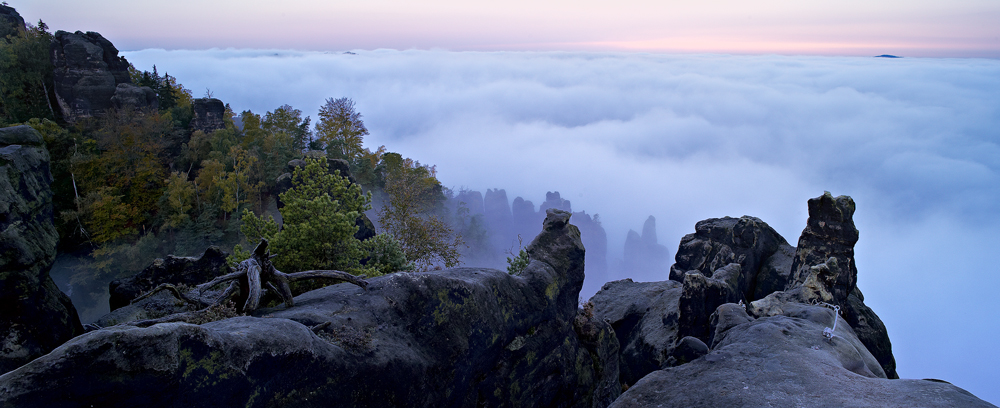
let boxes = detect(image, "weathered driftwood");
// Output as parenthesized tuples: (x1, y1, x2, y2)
(125, 239, 368, 326)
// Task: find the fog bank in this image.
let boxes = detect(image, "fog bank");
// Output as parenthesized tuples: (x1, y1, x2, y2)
(124, 49, 1000, 404)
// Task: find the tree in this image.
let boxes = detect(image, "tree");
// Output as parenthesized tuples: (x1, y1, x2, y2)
(240, 156, 371, 273)
(263, 104, 311, 151)
(378, 153, 463, 271)
(214, 145, 262, 216)
(315, 97, 368, 160)
(0, 20, 54, 125)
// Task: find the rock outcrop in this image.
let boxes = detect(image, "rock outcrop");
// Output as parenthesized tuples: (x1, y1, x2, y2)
(622, 215, 670, 275)
(0, 5, 25, 39)
(0, 126, 83, 374)
(610, 302, 989, 408)
(190, 98, 226, 134)
(593, 193, 901, 393)
(108, 246, 231, 312)
(0, 209, 620, 408)
(49, 31, 155, 122)
(110, 83, 158, 111)
(668, 215, 792, 299)
(784, 192, 897, 378)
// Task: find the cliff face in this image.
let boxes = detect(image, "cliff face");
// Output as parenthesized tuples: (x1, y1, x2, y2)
(49, 31, 156, 122)
(0, 126, 83, 374)
(0, 5, 25, 39)
(0, 210, 620, 408)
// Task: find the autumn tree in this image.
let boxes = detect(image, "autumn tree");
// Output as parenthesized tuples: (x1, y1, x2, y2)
(315, 97, 368, 160)
(378, 153, 463, 271)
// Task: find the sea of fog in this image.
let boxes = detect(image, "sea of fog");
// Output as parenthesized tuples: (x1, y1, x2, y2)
(123, 49, 1000, 404)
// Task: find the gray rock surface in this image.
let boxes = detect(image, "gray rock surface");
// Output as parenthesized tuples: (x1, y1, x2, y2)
(0, 5, 25, 39)
(786, 192, 897, 378)
(0, 126, 83, 374)
(669, 215, 791, 300)
(50, 30, 151, 122)
(190, 98, 225, 134)
(0, 209, 620, 408)
(110, 83, 158, 110)
(590, 278, 682, 386)
(610, 302, 991, 408)
(108, 246, 231, 311)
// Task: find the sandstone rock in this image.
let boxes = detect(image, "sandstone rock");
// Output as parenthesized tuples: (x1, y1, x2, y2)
(0, 126, 83, 374)
(50, 31, 146, 122)
(670, 336, 708, 365)
(573, 211, 608, 284)
(669, 215, 790, 301)
(788, 192, 859, 303)
(190, 98, 226, 134)
(622, 215, 670, 275)
(456, 189, 485, 215)
(608, 302, 986, 408)
(540, 191, 571, 213)
(0, 5, 25, 39)
(0, 209, 620, 408)
(787, 192, 897, 378)
(110, 83, 158, 110)
(108, 246, 231, 312)
(590, 278, 683, 386)
(677, 265, 741, 343)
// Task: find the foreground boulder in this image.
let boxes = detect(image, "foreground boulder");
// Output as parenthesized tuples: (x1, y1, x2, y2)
(610, 302, 989, 407)
(0, 126, 83, 373)
(0, 209, 619, 407)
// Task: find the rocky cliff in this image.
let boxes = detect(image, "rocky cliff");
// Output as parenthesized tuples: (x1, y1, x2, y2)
(49, 31, 156, 122)
(0, 210, 620, 407)
(190, 98, 226, 134)
(0, 5, 25, 39)
(0, 125, 83, 374)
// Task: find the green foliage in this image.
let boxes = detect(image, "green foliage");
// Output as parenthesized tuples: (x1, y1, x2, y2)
(378, 154, 463, 271)
(241, 157, 371, 272)
(360, 233, 414, 277)
(315, 97, 368, 160)
(134, 66, 192, 112)
(0, 20, 54, 125)
(506, 248, 530, 275)
(161, 171, 196, 229)
(227, 243, 252, 268)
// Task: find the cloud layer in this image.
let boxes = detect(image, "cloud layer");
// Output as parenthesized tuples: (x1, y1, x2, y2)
(125, 49, 1000, 404)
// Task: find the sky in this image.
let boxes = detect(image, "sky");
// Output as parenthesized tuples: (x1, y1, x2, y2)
(14, 0, 1000, 57)
(15, 0, 1000, 405)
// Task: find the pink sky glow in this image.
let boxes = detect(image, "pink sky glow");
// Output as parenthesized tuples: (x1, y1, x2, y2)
(14, 0, 1000, 57)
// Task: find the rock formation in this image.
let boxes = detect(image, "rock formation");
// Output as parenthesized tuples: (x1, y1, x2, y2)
(622, 216, 670, 276)
(669, 215, 792, 300)
(593, 193, 901, 392)
(0, 126, 83, 374)
(108, 246, 231, 312)
(0, 5, 25, 39)
(784, 192, 897, 378)
(610, 302, 988, 407)
(49, 31, 156, 122)
(190, 98, 226, 134)
(0, 210, 620, 407)
(110, 83, 158, 111)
